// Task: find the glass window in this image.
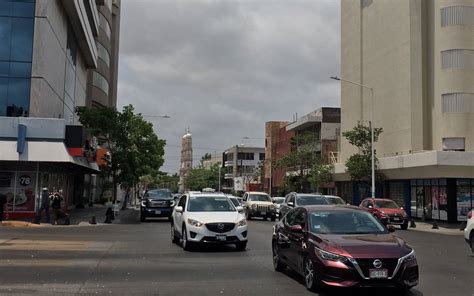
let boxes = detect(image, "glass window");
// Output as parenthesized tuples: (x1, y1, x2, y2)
(66, 25, 77, 67)
(92, 71, 109, 95)
(7, 78, 30, 116)
(296, 195, 328, 206)
(144, 189, 172, 199)
(0, 1, 35, 18)
(0, 61, 8, 76)
(259, 153, 265, 160)
(64, 62, 75, 98)
(187, 196, 235, 212)
(248, 194, 271, 202)
(309, 210, 386, 234)
(99, 13, 111, 39)
(96, 41, 110, 66)
(0, 17, 13, 60)
(0, 77, 7, 116)
(10, 61, 31, 77)
(11, 17, 34, 62)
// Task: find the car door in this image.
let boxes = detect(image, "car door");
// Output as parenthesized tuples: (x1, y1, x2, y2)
(174, 195, 187, 234)
(276, 209, 296, 265)
(287, 208, 307, 273)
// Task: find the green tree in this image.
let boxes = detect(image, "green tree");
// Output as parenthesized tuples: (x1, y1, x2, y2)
(75, 105, 166, 202)
(342, 122, 383, 182)
(184, 164, 221, 191)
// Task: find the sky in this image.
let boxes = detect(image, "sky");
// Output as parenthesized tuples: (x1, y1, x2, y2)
(117, 0, 341, 174)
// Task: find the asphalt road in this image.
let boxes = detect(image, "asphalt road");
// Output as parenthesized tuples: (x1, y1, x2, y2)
(0, 211, 473, 296)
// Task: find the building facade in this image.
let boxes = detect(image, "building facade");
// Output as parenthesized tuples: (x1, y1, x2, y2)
(179, 129, 193, 192)
(222, 146, 265, 193)
(0, 0, 121, 219)
(336, 0, 474, 222)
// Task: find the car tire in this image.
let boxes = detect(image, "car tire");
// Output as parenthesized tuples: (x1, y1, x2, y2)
(171, 222, 179, 244)
(304, 257, 320, 292)
(272, 240, 286, 272)
(182, 226, 193, 251)
(401, 222, 408, 230)
(235, 241, 247, 251)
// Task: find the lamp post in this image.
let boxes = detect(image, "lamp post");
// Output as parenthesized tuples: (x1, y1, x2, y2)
(331, 76, 375, 199)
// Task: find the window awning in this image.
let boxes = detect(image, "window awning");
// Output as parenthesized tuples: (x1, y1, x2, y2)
(0, 140, 100, 173)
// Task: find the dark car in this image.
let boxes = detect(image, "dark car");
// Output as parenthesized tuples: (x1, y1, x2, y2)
(360, 198, 409, 230)
(272, 206, 418, 292)
(279, 193, 329, 218)
(323, 195, 346, 205)
(140, 189, 175, 222)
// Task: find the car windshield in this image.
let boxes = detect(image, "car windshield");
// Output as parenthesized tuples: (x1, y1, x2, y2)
(144, 190, 172, 199)
(273, 198, 284, 204)
(296, 195, 328, 206)
(188, 196, 236, 212)
(248, 194, 271, 202)
(326, 197, 345, 205)
(229, 198, 240, 207)
(375, 200, 399, 209)
(309, 210, 387, 234)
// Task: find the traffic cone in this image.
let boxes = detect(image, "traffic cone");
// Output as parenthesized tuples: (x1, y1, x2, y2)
(432, 220, 439, 229)
(410, 219, 416, 228)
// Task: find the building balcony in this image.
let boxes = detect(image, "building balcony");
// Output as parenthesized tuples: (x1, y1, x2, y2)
(224, 173, 234, 179)
(224, 161, 233, 167)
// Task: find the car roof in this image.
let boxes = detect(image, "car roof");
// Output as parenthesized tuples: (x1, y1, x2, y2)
(188, 192, 227, 197)
(247, 191, 269, 195)
(362, 198, 395, 202)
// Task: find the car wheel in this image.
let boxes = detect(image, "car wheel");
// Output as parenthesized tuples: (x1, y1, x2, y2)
(272, 240, 286, 272)
(182, 226, 193, 251)
(401, 222, 408, 230)
(304, 257, 319, 292)
(171, 222, 179, 244)
(236, 241, 247, 251)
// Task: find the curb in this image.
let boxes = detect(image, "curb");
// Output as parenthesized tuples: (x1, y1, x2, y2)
(1, 221, 42, 228)
(407, 227, 464, 236)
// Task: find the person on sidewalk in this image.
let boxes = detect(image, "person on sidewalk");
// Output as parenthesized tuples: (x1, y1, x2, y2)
(37, 188, 51, 223)
(0, 193, 7, 222)
(51, 192, 70, 225)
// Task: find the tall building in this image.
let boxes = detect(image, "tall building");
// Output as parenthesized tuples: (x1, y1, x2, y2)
(222, 145, 265, 193)
(179, 129, 193, 192)
(0, 0, 121, 219)
(336, 0, 474, 222)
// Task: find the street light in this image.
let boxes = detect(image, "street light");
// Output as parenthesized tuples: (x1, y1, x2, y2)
(331, 76, 376, 199)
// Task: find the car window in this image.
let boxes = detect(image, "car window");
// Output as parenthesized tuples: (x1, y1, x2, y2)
(178, 196, 186, 210)
(296, 195, 327, 206)
(248, 194, 271, 202)
(309, 210, 386, 234)
(287, 194, 295, 204)
(144, 190, 172, 199)
(188, 196, 235, 212)
(285, 208, 305, 227)
(229, 198, 240, 207)
(375, 200, 399, 209)
(361, 200, 367, 207)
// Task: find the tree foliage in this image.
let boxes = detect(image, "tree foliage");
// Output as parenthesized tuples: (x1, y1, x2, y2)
(75, 105, 166, 199)
(342, 122, 383, 181)
(184, 164, 221, 191)
(141, 173, 179, 193)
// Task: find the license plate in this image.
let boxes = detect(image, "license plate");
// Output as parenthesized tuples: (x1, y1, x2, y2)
(260, 211, 266, 216)
(155, 210, 161, 215)
(392, 217, 400, 221)
(216, 235, 226, 241)
(369, 269, 388, 279)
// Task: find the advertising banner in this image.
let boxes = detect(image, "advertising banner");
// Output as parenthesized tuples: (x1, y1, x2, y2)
(14, 172, 36, 212)
(456, 179, 472, 222)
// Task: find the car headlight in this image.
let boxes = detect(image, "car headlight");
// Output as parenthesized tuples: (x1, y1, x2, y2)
(402, 249, 416, 262)
(269, 205, 275, 210)
(187, 218, 204, 227)
(251, 204, 257, 209)
(315, 247, 348, 263)
(141, 200, 147, 207)
(170, 201, 175, 207)
(236, 219, 247, 227)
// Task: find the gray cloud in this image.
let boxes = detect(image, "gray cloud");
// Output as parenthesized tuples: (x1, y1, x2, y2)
(117, 0, 341, 173)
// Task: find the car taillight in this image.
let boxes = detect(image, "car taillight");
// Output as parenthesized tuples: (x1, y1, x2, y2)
(468, 211, 472, 220)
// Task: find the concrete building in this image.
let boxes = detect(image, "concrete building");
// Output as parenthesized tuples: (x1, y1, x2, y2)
(222, 146, 265, 193)
(336, 0, 474, 222)
(202, 152, 223, 169)
(179, 129, 193, 192)
(0, 0, 120, 219)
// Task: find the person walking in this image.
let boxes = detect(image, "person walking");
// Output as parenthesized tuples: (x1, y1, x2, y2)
(0, 193, 7, 222)
(51, 192, 69, 225)
(37, 188, 50, 223)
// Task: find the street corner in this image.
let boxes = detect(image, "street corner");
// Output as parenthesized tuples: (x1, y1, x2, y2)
(0, 221, 43, 228)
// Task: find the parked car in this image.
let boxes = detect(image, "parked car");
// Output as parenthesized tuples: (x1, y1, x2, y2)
(272, 205, 419, 291)
(170, 192, 248, 251)
(140, 189, 175, 222)
(243, 192, 277, 221)
(228, 196, 245, 214)
(323, 195, 346, 205)
(464, 210, 473, 253)
(272, 197, 285, 218)
(359, 198, 409, 230)
(279, 193, 329, 218)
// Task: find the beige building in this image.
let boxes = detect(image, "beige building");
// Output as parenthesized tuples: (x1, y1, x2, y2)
(336, 0, 474, 222)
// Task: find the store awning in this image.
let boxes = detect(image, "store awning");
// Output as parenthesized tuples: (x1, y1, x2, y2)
(0, 140, 100, 173)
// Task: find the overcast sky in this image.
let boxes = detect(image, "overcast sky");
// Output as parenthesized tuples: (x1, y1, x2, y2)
(117, 0, 341, 173)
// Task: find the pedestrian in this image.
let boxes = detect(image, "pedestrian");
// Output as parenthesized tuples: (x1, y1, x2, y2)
(51, 192, 69, 225)
(0, 192, 7, 222)
(37, 188, 50, 223)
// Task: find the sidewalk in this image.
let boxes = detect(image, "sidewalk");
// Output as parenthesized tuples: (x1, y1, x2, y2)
(408, 221, 465, 236)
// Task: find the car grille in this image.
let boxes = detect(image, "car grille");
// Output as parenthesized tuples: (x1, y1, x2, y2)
(205, 223, 235, 233)
(149, 200, 172, 207)
(355, 258, 399, 277)
(256, 205, 270, 212)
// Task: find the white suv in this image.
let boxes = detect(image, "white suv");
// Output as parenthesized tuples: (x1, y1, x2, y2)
(171, 192, 248, 251)
(464, 210, 473, 253)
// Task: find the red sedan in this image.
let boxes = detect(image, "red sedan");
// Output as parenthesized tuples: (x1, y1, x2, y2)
(272, 205, 418, 292)
(360, 198, 409, 230)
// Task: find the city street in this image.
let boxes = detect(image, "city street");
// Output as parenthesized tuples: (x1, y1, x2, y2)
(0, 211, 472, 296)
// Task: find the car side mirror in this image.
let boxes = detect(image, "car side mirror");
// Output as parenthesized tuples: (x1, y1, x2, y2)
(175, 206, 183, 213)
(368, 205, 373, 209)
(288, 202, 294, 207)
(387, 225, 396, 233)
(236, 206, 244, 212)
(289, 224, 303, 233)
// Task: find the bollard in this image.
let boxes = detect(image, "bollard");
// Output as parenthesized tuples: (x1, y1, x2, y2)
(432, 220, 439, 229)
(89, 216, 97, 225)
(410, 219, 416, 228)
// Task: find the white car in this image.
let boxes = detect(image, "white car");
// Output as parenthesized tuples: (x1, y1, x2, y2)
(464, 210, 473, 253)
(171, 192, 248, 251)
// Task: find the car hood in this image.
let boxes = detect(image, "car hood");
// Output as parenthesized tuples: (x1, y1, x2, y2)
(377, 208, 405, 215)
(313, 233, 411, 259)
(187, 211, 244, 223)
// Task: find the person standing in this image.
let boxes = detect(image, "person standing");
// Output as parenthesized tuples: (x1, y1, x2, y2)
(0, 193, 7, 222)
(37, 188, 50, 223)
(51, 192, 69, 225)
